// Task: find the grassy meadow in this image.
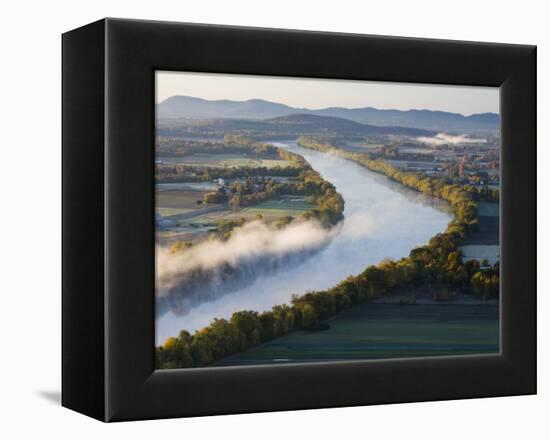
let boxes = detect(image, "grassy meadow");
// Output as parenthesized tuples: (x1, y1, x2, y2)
(215, 303, 499, 366)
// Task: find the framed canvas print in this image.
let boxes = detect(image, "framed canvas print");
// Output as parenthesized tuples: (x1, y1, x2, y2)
(62, 18, 536, 422)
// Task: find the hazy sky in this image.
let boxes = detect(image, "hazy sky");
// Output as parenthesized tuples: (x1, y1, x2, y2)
(156, 71, 499, 116)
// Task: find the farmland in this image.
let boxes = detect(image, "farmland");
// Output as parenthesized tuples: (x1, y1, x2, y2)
(214, 302, 499, 366)
(460, 202, 499, 264)
(157, 153, 293, 168)
(241, 196, 313, 216)
(155, 186, 224, 245)
(187, 195, 317, 226)
(157, 193, 316, 246)
(478, 202, 500, 217)
(155, 140, 333, 246)
(156, 189, 211, 217)
(200, 195, 317, 224)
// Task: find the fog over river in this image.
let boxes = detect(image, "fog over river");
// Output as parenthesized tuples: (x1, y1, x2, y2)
(155, 141, 451, 344)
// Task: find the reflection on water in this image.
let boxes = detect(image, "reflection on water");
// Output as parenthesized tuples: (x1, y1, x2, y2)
(155, 141, 451, 344)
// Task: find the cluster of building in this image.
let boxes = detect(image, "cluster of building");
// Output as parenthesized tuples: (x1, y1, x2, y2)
(372, 140, 500, 188)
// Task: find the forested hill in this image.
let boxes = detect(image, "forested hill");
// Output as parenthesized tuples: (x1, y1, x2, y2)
(267, 114, 432, 136)
(158, 95, 499, 132)
(157, 113, 434, 138)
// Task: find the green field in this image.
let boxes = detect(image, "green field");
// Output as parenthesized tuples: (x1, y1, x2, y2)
(478, 202, 499, 217)
(460, 202, 499, 260)
(215, 303, 499, 366)
(157, 153, 293, 168)
(177, 195, 316, 227)
(241, 195, 314, 216)
(253, 159, 294, 168)
(156, 207, 191, 217)
(460, 245, 500, 265)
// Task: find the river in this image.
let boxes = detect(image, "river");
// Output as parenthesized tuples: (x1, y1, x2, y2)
(155, 141, 452, 345)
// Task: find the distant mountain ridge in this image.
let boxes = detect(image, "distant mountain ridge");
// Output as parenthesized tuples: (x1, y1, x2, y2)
(158, 95, 500, 132)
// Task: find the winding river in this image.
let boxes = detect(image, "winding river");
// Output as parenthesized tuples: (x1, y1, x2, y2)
(155, 141, 452, 345)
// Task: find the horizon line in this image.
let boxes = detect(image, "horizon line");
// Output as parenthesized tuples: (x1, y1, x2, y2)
(158, 94, 499, 117)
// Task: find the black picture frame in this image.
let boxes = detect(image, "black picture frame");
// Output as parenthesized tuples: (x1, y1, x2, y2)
(62, 18, 536, 422)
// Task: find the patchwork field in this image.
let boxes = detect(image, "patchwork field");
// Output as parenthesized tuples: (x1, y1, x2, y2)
(156, 187, 227, 246)
(156, 192, 317, 246)
(215, 303, 499, 366)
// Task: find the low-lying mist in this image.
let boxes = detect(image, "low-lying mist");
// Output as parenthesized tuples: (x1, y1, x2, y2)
(417, 133, 487, 145)
(156, 219, 341, 316)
